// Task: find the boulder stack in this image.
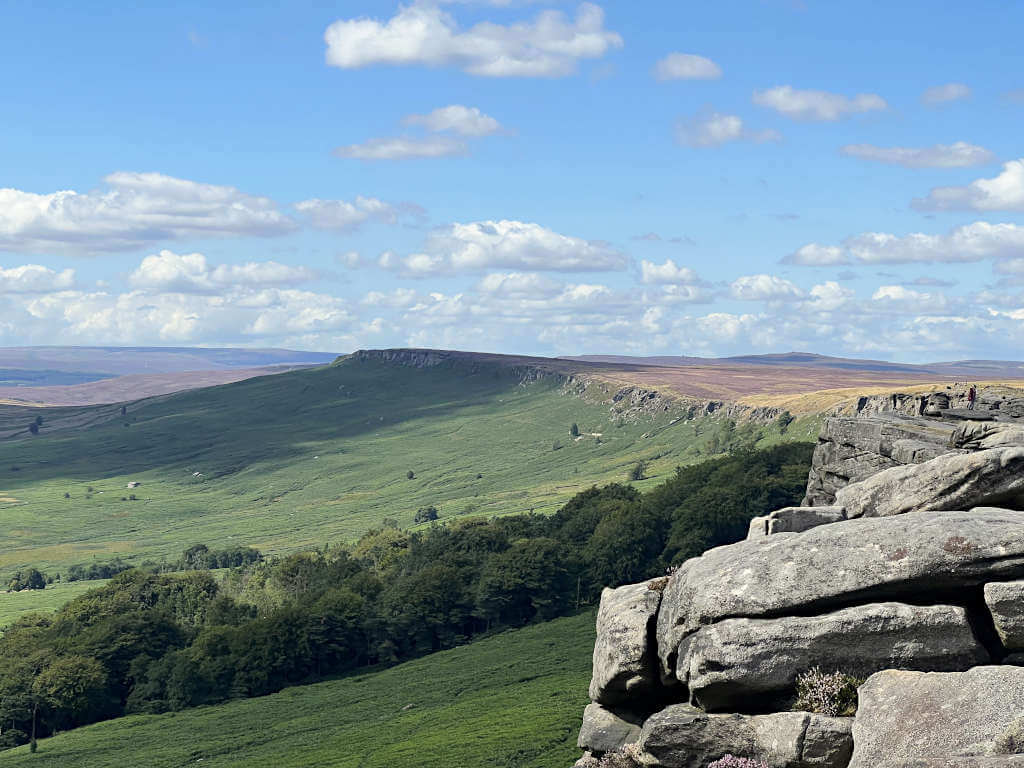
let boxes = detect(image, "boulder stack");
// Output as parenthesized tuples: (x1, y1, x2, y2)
(575, 392, 1024, 768)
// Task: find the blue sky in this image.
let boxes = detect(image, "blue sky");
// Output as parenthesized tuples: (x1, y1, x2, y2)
(3, 0, 1024, 360)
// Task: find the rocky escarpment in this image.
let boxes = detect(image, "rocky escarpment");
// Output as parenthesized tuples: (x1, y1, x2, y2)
(575, 386, 1024, 768)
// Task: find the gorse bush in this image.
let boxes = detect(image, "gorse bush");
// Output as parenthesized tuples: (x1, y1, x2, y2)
(794, 667, 862, 717)
(0, 443, 812, 751)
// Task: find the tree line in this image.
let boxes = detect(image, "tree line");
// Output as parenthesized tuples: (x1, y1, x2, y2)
(0, 443, 811, 751)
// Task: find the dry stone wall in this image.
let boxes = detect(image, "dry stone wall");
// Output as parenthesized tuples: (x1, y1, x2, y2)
(576, 387, 1024, 768)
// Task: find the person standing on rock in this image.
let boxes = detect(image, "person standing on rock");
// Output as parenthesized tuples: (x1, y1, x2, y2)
(968, 385, 977, 410)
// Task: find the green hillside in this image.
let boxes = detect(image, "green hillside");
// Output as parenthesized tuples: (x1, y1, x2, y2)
(0, 354, 819, 577)
(0, 609, 595, 768)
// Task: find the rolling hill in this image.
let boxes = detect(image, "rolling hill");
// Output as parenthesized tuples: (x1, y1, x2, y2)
(0, 349, 822, 583)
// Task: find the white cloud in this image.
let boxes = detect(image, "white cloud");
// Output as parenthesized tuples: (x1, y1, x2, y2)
(922, 83, 971, 106)
(0, 264, 75, 293)
(729, 274, 802, 301)
(807, 281, 853, 311)
(675, 111, 781, 148)
(914, 159, 1024, 212)
(0, 172, 296, 255)
(639, 258, 699, 284)
(333, 135, 468, 160)
(654, 53, 722, 81)
(840, 141, 995, 169)
(128, 250, 317, 293)
(336, 251, 362, 268)
(783, 243, 849, 266)
(752, 85, 887, 121)
(403, 105, 503, 136)
(380, 219, 627, 276)
(792, 222, 1024, 266)
(324, 2, 623, 78)
(871, 285, 949, 313)
(295, 196, 406, 231)
(475, 271, 563, 297)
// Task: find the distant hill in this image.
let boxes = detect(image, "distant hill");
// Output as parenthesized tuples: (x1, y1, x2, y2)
(566, 351, 1024, 378)
(0, 346, 340, 404)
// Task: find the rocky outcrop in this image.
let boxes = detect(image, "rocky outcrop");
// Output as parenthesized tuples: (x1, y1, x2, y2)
(850, 667, 1024, 768)
(834, 447, 1024, 518)
(637, 705, 853, 768)
(680, 603, 987, 711)
(802, 415, 958, 506)
(657, 508, 1024, 656)
(576, 385, 1024, 768)
(984, 581, 1024, 651)
(590, 582, 663, 705)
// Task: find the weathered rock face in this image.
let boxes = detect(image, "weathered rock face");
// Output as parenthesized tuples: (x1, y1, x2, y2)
(656, 508, 1024, 674)
(680, 603, 987, 711)
(578, 703, 644, 754)
(590, 582, 663, 705)
(746, 507, 846, 540)
(802, 416, 958, 506)
(577, 385, 1024, 768)
(985, 580, 1024, 651)
(951, 421, 1024, 451)
(835, 447, 1024, 518)
(850, 667, 1024, 768)
(636, 705, 853, 768)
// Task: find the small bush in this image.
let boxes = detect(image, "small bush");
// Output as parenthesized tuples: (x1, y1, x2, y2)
(628, 461, 646, 482)
(708, 756, 769, 768)
(552, 439, 563, 451)
(414, 505, 439, 524)
(407, 470, 415, 480)
(794, 667, 862, 717)
(570, 422, 580, 437)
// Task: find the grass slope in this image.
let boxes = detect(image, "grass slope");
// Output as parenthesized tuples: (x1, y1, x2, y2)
(0, 356, 818, 575)
(0, 609, 596, 768)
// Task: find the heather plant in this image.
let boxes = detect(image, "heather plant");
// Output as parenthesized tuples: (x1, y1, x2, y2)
(596, 742, 644, 767)
(708, 755, 769, 768)
(794, 667, 862, 717)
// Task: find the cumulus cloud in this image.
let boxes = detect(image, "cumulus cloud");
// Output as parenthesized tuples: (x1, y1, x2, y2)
(913, 159, 1024, 212)
(333, 135, 468, 160)
(0, 172, 296, 255)
(403, 105, 503, 136)
(380, 219, 628, 276)
(639, 258, 699, 284)
(752, 85, 887, 121)
(729, 274, 802, 301)
(475, 271, 563, 297)
(675, 111, 781, 148)
(791, 222, 1024, 265)
(295, 196, 414, 231)
(128, 250, 317, 293)
(871, 285, 949, 312)
(654, 53, 722, 81)
(0, 264, 75, 293)
(840, 141, 996, 169)
(783, 243, 849, 266)
(323, 2, 623, 78)
(996, 258, 1024, 275)
(922, 83, 971, 106)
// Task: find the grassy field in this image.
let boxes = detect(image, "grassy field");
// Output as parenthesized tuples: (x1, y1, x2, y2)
(0, 579, 110, 628)
(0, 609, 596, 768)
(0, 355, 819, 578)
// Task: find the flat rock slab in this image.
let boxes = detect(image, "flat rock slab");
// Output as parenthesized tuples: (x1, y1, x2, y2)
(951, 421, 1024, 451)
(836, 447, 1024, 518)
(680, 602, 987, 711)
(656, 509, 1024, 678)
(985, 580, 1024, 651)
(577, 703, 643, 754)
(590, 581, 662, 705)
(637, 704, 852, 768)
(850, 667, 1024, 768)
